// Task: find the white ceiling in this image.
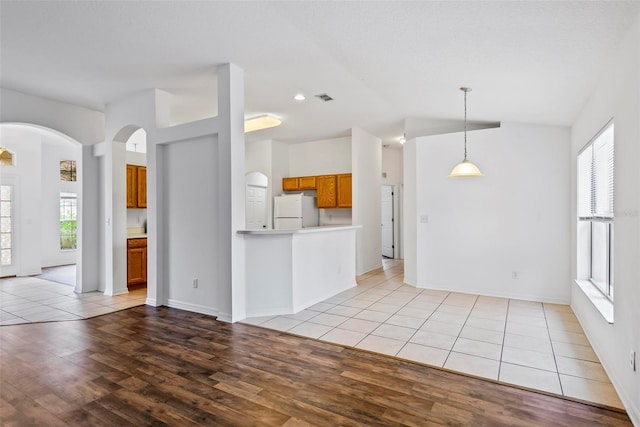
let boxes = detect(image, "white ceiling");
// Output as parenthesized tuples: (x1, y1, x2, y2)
(1, 1, 638, 146)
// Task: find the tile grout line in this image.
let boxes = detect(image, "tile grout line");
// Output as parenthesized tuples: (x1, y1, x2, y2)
(542, 302, 565, 397)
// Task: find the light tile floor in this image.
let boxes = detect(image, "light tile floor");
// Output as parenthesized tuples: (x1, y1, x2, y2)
(241, 258, 625, 410)
(0, 275, 147, 325)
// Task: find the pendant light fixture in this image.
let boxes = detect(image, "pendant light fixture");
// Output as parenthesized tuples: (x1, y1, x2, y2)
(449, 87, 484, 178)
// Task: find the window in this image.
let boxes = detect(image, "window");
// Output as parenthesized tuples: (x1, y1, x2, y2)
(60, 160, 76, 181)
(60, 192, 77, 250)
(1, 185, 12, 265)
(577, 121, 614, 299)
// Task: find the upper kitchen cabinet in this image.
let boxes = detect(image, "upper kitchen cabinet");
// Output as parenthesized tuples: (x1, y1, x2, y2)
(126, 164, 147, 208)
(316, 175, 337, 208)
(336, 173, 352, 208)
(282, 176, 317, 191)
(282, 177, 299, 191)
(137, 166, 147, 208)
(298, 176, 317, 190)
(317, 173, 352, 208)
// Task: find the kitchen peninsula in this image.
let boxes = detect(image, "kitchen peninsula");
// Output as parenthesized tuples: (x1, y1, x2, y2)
(238, 225, 360, 318)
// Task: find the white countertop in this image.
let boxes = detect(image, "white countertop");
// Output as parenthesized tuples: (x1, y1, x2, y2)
(127, 233, 147, 239)
(238, 225, 361, 235)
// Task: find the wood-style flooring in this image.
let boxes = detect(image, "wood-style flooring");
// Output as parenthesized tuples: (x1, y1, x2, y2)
(0, 306, 632, 426)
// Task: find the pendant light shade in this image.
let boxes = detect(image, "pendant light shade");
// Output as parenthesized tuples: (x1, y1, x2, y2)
(449, 159, 483, 177)
(449, 87, 483, 178)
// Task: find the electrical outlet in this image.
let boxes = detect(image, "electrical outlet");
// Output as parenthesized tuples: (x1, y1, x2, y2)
(192, 278, 198, 288)
(512, 271, 519, 279)
(420, 215, 429, 223)
(631, 350, 636, 372)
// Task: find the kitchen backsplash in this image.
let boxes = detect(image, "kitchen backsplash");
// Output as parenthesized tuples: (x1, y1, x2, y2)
(127, 208, 147, 228)
(319, 208, 352, 226)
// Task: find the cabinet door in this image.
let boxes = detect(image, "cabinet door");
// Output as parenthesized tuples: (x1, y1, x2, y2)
(337, 173, 352, 208)
(126, 164, 137, 208)
(282, 177, 299, 191)
(316, 175, 337, 208)
(142, 246, 148, 283)
(127, 238, 147, 286)
(298, 176, 317, 190)
(137, 166, 147, 208)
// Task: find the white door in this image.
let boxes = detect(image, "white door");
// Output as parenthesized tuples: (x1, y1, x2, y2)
(246, 185, 267, 229)
(381, 185, 394, 258)
(0, 182, 17, 277)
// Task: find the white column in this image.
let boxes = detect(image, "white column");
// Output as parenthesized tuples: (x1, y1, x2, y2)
(217, 63, 246, 322)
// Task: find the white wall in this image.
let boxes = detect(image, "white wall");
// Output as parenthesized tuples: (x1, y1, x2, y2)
(0, 89, 103, 292)
(0, 88, 104, 145)
(161, 135, 219, 315)
(271, 140, 288, 200)
(41, 139, 80, 267)
(382, 146, 403, 185)
(352, 127, 382, 275)
(411, 123, 571, 303)
(288, 136, 351, 176)
(403, 139, 417, 284)
(570, 12, 640, 424)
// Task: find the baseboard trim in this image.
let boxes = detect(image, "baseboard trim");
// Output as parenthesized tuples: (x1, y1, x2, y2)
(166, 299, 219, 318)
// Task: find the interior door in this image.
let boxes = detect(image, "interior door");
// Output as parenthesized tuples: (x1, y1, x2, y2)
(381, 185, 394, 258)
(246, 185, 267, 229)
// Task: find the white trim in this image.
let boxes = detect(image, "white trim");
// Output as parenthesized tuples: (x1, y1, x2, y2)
(416, 282, 570, 305)
(166, 299, 219, 318)
(574, 279, 614, 323)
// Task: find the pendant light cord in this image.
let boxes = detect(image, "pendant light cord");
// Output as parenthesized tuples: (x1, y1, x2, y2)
(463, 89, 468, 161)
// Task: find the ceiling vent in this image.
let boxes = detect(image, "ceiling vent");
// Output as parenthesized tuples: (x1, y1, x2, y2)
(315, 93, 334, 102)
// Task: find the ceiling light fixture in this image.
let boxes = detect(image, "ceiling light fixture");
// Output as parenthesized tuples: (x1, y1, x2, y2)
(244, 114, 282, 133)
(399, 136, 406, 144)
(294, 93, 306, 101)
(449, 87, 484, 178)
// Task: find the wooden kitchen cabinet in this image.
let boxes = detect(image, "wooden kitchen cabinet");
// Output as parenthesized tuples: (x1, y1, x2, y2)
(127, 238, 147, 287)
(316, 175, 337, 208)
(298, 176, 317, 190)
(126, 164, 147, 208)
(336, 173, 352, 208)
(137, 166, 147, 208)
(282, 177, 299, 191)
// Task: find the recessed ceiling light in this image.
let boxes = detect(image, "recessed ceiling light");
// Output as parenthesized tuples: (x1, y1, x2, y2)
(244, 114, 282, 133)
(294, 93, 306, 101)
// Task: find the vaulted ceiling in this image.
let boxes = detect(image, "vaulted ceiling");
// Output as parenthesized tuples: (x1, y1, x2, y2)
(1, 1, 638, 145)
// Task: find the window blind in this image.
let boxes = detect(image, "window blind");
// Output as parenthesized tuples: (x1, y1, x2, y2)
(578, 122, 614, 219)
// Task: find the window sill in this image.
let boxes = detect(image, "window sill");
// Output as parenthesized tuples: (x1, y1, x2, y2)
(574, 280, 614, 324)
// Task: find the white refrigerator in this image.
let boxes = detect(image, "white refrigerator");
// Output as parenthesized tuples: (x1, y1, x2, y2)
(273, 194, 319, 229)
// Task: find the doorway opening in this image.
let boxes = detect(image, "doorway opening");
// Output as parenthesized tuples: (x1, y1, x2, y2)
(0, 124, 83, 290)
(381, 184, 394, 259)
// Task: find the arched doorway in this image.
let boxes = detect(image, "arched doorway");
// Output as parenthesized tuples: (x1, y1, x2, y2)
(0, 123, 83, 291)
(112, 126, 148, 299)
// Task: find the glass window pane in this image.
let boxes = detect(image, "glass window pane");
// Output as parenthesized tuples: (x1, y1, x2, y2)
(0, 201, 9, 217)
(1, 217, 10, 233)
(577, 146, 593, 217)
(0, 233, 10, 249)
(591, 222, 608, 293)
(0, 185, 11, 201)
(1, 248, 11, 265)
